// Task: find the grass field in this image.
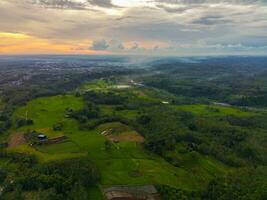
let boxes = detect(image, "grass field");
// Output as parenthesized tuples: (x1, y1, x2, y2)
(81, 79, 112, 91)
(80, 79, 132, 93)
(12, 95, 84, 138)
(37, 140, 82, 154)
(173, 104, 258, 117)
(166, 144, 231, 181)
(8, 95, 210, 191)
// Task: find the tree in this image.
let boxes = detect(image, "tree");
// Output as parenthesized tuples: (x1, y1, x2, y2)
(0, 168, 7, 184)
(35, 188, 64, 200)
(68, 183, 88, 200)
(9, 185, 24, 200)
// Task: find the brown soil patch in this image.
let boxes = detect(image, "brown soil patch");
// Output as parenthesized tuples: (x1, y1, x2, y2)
(103, 185, 160, 200)
(133, 90, 146, 97)
(109, 132, 144, 143)
(9, 133, 26, 147)
(128, 170, 143, 178)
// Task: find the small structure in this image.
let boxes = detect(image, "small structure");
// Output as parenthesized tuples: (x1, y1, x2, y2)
(212, 102, 231, 107)
(103, 185, 161, 200)
(45, 136, 67, 145)
(115, 85, 131, 89)
(161, 101, 169, 104)
(130, 80, 145, 87)
(38, 134, 47, 141)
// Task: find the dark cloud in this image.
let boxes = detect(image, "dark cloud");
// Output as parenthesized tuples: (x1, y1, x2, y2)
(88, 0, 117, 8)
(115, 16, 135, 21)
(31, 0, 87, 10)
(90, 39, 125, 51)
(156, 5, 192, 13)
(30, 0, 118, 10)
(192, 15, 233, 25)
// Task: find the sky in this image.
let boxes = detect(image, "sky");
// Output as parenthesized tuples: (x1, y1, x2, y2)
(0, 0, 267, 56)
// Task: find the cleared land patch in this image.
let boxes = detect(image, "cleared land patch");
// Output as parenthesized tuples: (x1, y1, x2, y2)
(8, 133, 26, 147)
(97, 122, 144, 143)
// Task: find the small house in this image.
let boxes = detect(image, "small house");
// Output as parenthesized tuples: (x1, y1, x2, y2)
(38, 134, 47, 141)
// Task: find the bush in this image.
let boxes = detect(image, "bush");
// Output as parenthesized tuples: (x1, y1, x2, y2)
(39, 158, 100, 187)
(53, 122, 63, 131)
(0, 168, 7, 184)
(156, 185, 200, 200)
(15, 118, 33, 128)
(202, 167, 267, 200)
(84, 91, 126, 105)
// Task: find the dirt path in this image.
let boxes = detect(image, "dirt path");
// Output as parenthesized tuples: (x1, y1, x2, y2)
(8, 133, 26, 147)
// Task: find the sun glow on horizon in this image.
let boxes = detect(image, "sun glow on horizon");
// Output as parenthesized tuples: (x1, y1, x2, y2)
(0, 32, 99, 54)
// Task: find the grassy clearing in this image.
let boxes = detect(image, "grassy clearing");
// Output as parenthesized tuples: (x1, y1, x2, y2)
(7, 144, 86, 162)
(81, 79, 111, 91)
(12, 95, 83, 137)
(66, 129, 201, 189)
(9, 95, 86, 162)
(37, 141, 82, 154)
(173, 104, 258, 117)
(81, 79, 132, 93)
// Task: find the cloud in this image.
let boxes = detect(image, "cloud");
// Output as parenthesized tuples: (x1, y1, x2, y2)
(131, 43, 139, 50)
(1, 0, 267, 55)
(30, 0, 88, 10)
(29, 0, 118, 10)
(156, 4, 193, 13)
(154, 0, 261, 5)
(90, 39, 109, 50)
(191, 15, 233, 25)
(109, 39, 125, 50)
(90, 39, 125, 51)
(88, 0, 117, 8)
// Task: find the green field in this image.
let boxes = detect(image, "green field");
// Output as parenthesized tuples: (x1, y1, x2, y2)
(6, 94, 232, 192)
(81, 79, 112, 91)
(173, 104, 258, 117)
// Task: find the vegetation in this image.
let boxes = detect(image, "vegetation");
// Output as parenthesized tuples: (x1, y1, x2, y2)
(0, 56, 266, 199)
